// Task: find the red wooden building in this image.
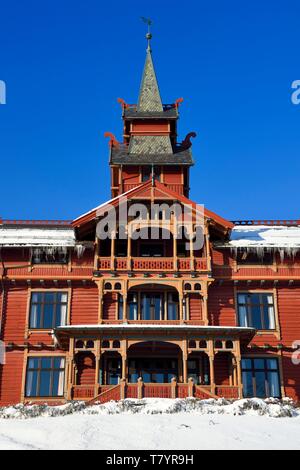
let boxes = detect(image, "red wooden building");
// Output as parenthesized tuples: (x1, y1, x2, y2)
(1, 34, 300, 406)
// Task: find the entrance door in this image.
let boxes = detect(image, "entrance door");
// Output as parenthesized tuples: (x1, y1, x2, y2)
(128, 358, 178, 383)
(187, 355, 210, 385)
(106, 357, 122, 385)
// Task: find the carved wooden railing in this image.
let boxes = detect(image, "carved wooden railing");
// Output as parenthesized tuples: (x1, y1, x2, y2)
(73, 382, 238, 403)
(97, 257, 208, 272)
(126, 383, 139, 399)
(123, 183, 140, 192)
(132, 258, 174, 271)
(177, 383, 189, 398)
(143, 383, 172, 398)
(215, 386, 239, 399)
(195, 258, 208, 271)
(98, 257, 111, 270)
(72, 385, 100, 400)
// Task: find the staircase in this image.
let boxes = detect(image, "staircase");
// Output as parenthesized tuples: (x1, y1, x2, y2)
(194, 385, 218, 399)
(87, 384, 121, 405)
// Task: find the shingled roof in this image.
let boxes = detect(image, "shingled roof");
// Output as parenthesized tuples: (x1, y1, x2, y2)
(110, 145, 194, 166)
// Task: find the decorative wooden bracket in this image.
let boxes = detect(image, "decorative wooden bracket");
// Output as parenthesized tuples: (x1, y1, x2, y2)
(174, 97, 184, 108)
(117, 98, 129, 109)
(181, 131, 197, 149)
(104, 132, 120, 148)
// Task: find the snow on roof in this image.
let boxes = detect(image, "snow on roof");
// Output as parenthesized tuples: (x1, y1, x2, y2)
(0, 226, 76, 247)
(227, 225, 300, 248)
(55, 324, 254, 332)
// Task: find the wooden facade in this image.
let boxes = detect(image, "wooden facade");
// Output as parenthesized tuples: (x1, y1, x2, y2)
(1, 39, 300, 406)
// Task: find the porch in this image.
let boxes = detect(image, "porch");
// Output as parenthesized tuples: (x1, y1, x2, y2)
(71, 378, 240, 403)
(54, 325, 255, 403)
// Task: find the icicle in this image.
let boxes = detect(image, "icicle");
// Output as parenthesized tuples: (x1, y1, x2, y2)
(75, 245, 85, 259)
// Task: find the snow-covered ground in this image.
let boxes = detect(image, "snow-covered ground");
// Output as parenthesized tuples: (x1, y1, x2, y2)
(0, 398, 300, 450)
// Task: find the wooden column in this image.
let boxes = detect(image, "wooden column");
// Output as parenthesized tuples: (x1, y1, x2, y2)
(208, 339, 216, 395)
(235, 340, 243, 398)
(183, 354, 188, 383)
(95, 340, 101, 389)
(121, 339, 127, 380)
(205, 224, 212, 272)
(182, 340, 188, 383)
(179, 293, 184, 324)
(188, 377, 194, 397)
(173, 233, 178, 271)
(127, 228, 132, 271)
(94, 237, 99, 271)
(67, 337, 75, 400)
(178, 281, 184, 324)
(123, 293, 128, 322)
(111, 232, 116, 270)
(189, 233, 195, 271)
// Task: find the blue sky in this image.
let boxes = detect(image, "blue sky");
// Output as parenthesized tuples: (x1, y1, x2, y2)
(0, 0, 299, 221)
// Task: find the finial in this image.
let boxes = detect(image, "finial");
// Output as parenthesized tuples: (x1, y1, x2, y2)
(141, 17, 152, 51)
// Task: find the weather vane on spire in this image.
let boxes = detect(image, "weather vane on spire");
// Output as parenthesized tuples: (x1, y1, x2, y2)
(141, 17, 152, 51)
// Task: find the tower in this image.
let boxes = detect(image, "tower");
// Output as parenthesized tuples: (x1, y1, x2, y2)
(106, 31, 196, 198)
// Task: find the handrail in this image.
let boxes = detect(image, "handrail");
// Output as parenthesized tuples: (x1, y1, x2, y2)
(194, 385, 218, 399)
(232, 220, 300, 226)
(87, 383, 120, 405)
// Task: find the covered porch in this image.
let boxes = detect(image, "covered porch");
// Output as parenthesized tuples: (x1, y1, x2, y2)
(54, 325, 255, 402)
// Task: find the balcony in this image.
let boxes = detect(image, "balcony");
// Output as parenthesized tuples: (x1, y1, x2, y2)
(97, 257, 208, 273)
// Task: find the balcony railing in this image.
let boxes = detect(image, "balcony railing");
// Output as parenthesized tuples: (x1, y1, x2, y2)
(97, 257, 208, 272)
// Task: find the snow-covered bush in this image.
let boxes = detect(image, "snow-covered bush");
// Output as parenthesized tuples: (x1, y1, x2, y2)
(0, 397, 297, 420)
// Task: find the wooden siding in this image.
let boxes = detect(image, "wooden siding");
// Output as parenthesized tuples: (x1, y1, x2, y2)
(70, 285, 99, 325)
(208, 284, 236, 327)
(189, 294, 202, 321)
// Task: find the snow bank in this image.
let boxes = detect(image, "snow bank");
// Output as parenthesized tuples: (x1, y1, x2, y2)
(0, 398, 297, 420)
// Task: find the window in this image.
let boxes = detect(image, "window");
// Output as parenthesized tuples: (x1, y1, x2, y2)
(118, 294, 123, 320)
(32, 248, 68, 264)
(167, 293, 179, 320)
(128, 292, 138, 320)
(140, 242, 164, 257)
(142, 166, 161, 182)
(141, 293, 164, 320)
(242, 358, 281, 398)
(25, 357, 65, 397)
(29, 292, 68, 329)
(142, 166, 151, 182)
(237, 293, 276, 330)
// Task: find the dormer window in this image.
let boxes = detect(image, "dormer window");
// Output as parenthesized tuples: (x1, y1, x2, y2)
(142, 166, 161, 182)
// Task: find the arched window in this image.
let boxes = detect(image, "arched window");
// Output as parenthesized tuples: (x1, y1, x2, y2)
(215, 340, 223, 349)
(75, 340, 84, 349)
(188, 340, 196, 348)
(102, 340, 110, 348)
(184, 283, 192, 291)
(86, 340, 94, 349)
(225, 340, 233, 349)
(199, 340, 207, 349)
(194, 283, 201, 291)
(114, 282, 122, 290)
(104, 282, 112, 290)
(112, 340, 120, 349)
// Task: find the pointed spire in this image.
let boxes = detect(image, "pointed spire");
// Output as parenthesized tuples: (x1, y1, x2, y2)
(137, 29, 163, 113)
